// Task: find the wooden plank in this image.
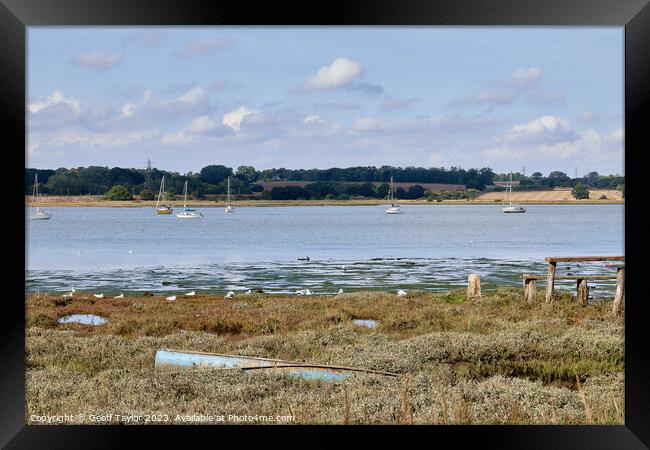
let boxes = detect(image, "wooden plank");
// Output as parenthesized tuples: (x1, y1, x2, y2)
(545, 262, 556, 303)
(544, 256, 624, 263)
(523, 277, 537, 304)
(613, 267, 625, 315)
(523, 275, 617, 281)
(467, 274, 481, 299)
(576, 279, 589, 306)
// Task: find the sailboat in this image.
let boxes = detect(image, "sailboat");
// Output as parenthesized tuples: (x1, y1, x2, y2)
(176, 180, 203, 219)
(386, 176, 404, 214)
(502, 173, 526, 213)
(154, 175, 173, 215)
(225, 176, 235, 213)
(30, 174, 52, 220)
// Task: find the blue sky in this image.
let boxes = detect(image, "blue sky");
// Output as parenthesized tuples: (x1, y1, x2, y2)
(27, 27, 624, 175)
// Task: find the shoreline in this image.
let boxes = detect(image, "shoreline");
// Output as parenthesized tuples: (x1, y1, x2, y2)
(26, 196, 624, 208)
(26, 289, 624, 425)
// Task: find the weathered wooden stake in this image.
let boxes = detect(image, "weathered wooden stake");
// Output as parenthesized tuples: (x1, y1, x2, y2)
(523, 276, 537, 304)
(545, 262, 557, 303)
(576, 278, 589, 306)
(467, 274, 481, 299)
(612, 267, 625, 315)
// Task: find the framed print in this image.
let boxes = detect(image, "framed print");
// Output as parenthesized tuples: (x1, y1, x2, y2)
(2, 0, 649, 447)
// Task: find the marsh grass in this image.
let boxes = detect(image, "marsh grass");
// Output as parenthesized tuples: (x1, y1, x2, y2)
(25, 288, 623, 424)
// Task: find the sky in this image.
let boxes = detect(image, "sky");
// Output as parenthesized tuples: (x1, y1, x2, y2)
(27, 27, 624, 176)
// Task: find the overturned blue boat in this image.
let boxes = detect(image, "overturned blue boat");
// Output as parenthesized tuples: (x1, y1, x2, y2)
(154, 349, 397, 382)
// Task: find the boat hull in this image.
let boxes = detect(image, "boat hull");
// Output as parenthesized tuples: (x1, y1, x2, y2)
(30, 213, 51, 220)
(176, 213, 203, 219)
(156, 208, 173, 215)
(154, 349, 397, 382)
(502, 207, 526, 213)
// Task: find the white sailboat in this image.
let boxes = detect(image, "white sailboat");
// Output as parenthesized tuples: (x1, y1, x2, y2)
(154, 175, 173, 215)
(176, 180, 203, 219)
(30, 174, 52, 220)
(386, 176, 404, 214)
(225, 176, 235, 213)
(502, 173, 526, 213)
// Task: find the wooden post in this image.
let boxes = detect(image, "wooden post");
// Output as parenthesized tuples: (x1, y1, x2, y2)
(576, 278, 589, 306)
(545, 262, 557, 303)
(523, 276, 537, 304)
(467, 274, 481, 299)
(612, 267, 625, 315)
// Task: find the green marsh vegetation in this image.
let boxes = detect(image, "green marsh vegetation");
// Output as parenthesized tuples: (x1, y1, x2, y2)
(25, 288, 623, 424)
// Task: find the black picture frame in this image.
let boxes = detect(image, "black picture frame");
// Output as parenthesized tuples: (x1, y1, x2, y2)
(3, 0, 649, 447)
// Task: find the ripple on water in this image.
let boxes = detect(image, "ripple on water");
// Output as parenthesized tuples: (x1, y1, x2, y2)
(26, 258, 620, 299)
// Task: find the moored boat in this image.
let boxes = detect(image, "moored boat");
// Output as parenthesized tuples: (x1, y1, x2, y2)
(30, 174, 52, 220)
(386, 176, 404, 214)
(502, 173, 526, 213)
(155, 175, 173, 215)
(176, 180, 203, 219)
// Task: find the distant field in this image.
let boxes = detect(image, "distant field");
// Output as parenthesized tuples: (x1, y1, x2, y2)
(476, 189, 623, 203)
(26, 189, 624, 208)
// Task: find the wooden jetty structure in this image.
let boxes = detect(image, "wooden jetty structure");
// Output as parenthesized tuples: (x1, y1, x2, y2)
(154, 349, 398, 382)
(520, 256, 624, 313)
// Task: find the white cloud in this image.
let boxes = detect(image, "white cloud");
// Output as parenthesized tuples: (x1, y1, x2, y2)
(303, 115, 324, 125)
(297, 58, 363, 92)
(222, 106, 259, 132)
(177, 86, 206, 107)
(484, 119, 624, 169)
(507, 67, 543, 89)
(186, 115, 217, 135)
(120, 102, 137, 118)
(28, 90, 82, 115)
(501, 115, 576, 145)
(71, 50, 124, 69)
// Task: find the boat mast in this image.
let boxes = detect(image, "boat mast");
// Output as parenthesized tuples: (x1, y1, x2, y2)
(33, 174, 39, 213)
(183, 181, 188, 209)
(508, 173, 513, 206)
(227, 176, 231, 205)
(156, 175, 164, 208)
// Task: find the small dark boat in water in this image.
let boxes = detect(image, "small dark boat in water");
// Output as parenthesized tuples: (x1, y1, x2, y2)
(154, 349, 397, 382)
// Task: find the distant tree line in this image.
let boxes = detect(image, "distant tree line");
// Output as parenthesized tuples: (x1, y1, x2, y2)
(494, 171, 624, 191)
(25, 165, 623, 200)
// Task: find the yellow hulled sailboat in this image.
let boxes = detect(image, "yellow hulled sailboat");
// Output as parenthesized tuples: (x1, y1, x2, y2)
(155, 175, 173, 215)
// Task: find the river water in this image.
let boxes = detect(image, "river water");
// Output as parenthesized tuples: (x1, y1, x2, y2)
(25, 204, 624, 297)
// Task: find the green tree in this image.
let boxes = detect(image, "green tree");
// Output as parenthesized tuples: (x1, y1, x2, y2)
(376, 183, 390, 199)
(571, 183, 590, 200)
(200, 165, 232, 185)
(235, 165, 258, 183)
(407, 185, 425, 199)
(139, 188, 155, 201)
(105, 185, 133, 201)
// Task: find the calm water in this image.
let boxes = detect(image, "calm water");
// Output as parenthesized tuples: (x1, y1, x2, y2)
(26, 204, 624, 297)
